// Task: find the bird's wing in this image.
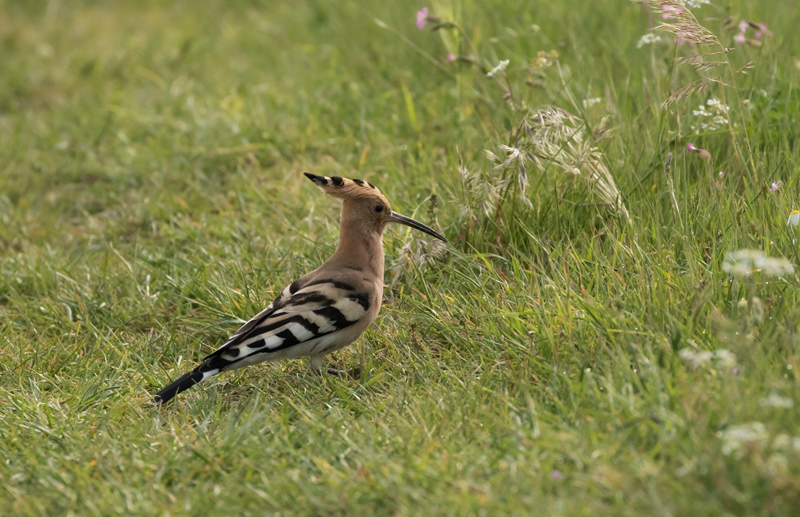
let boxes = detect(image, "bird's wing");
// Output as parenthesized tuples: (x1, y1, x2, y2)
(200, 277, 371, 370)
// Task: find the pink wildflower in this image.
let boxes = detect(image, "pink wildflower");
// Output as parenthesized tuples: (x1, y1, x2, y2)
(662, 5, 683, 20)
(687, 143, 711, 161)
(754, 23, 771, 40)
(551, 470, 564, 480)
(447, 53, 456, 62)
(735, 32, 746, 44)
(739, 20, 748, 33)
(416, 7, 428, 30)
(769, 180, 782, 192)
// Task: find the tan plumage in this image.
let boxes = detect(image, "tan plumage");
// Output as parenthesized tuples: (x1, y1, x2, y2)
(153, 173, 446, 405)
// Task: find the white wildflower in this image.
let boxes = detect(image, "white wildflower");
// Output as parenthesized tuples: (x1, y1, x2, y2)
(787, 210, 800, 227)
(759, 392, 794, 409)
(707, 99, 728, 115)
(766, 454, 788, 476)
(637, 33, 661, 48)
(679, 348, 736, 370)
(722, 249, 795, 277)
(773, 434, 800, 451)
(717, 422, 768, 458)
(679, 348, 713, 369)
(714, 349, 737, 370)
(582, 97, 602, 108)
(487, 59, 510, 77)
(678, 0, 710, 8)
(758, 257, 794, 276)
(691, 98, 729, 133)
(725, 261, 751, 276)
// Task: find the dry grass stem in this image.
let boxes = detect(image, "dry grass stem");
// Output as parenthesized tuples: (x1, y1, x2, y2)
(486, 106, 629, 220)
(663, 80, 710, 107)
(676, 55, 726, 72)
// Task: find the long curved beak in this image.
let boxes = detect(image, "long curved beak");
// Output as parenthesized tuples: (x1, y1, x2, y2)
(387, 212, 447, 242)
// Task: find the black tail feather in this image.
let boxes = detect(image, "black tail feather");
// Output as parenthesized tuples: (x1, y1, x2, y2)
(152, 369, 205, 405)
(153, 347, 239, 405)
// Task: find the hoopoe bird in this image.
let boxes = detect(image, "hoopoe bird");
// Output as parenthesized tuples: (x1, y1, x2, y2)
(152, 173, 446, 405)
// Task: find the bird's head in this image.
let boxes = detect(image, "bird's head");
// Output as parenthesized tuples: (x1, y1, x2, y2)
(304, 172, 446, 242)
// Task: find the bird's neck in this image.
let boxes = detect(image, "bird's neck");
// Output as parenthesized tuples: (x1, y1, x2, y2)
(329, 208, 385, 281)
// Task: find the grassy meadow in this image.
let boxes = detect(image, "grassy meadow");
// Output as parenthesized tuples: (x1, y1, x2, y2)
(3, 0, 800, 514)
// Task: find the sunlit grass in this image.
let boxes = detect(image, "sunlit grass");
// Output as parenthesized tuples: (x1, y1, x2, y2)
(2, 0, 800, 514)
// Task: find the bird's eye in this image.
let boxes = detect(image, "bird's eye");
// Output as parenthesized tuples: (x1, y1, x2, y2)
(374, 204, 384, 213)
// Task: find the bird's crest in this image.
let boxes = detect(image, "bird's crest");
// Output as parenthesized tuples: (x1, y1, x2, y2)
(304, 172, 383, 200)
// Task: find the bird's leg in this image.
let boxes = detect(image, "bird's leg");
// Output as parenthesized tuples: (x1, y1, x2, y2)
(310, 355, 324, 375)
(309, 356, 361, 378)
(317, 365, 354, 377)
(328, 366, 363, 378)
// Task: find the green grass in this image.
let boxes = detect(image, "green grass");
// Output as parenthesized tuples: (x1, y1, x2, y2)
(2, 0, 800, 514)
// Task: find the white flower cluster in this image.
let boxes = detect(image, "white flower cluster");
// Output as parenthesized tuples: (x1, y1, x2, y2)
(678, 0, 711, 9)
(722, 249, 795, 277)
(637, 33, 661, 48)
(679, 347, 736, 370)
(582, 97, 602, 108)
(773, 434, 800, 451)
(718, 423, 800, 464)
(487, 60, 509, 77)
(759, 392, 794, 409)
(692, 98, 729, 133)
(718, 423, 767, 457)
(678, 0, 710, 8)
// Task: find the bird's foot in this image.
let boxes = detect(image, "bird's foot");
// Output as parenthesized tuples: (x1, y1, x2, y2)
(323, 367, 362, 379)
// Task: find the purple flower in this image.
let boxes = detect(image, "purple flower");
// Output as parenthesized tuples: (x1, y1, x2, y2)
(551, 470, 564, 480)
(416, 7, 428, 30)
(687, 143, 695, 152)
(739, 20, 748, 33)
(735, 32, 746, 44)
(769, 180, 782, 192)
(755, 31, 763, 39)
(447, 53, 456, 62)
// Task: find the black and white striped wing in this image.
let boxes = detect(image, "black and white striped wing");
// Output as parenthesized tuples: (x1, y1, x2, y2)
(201, 279, 371, 372)
(152, 278, 375, 404)
(152, 278, 373, 404)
